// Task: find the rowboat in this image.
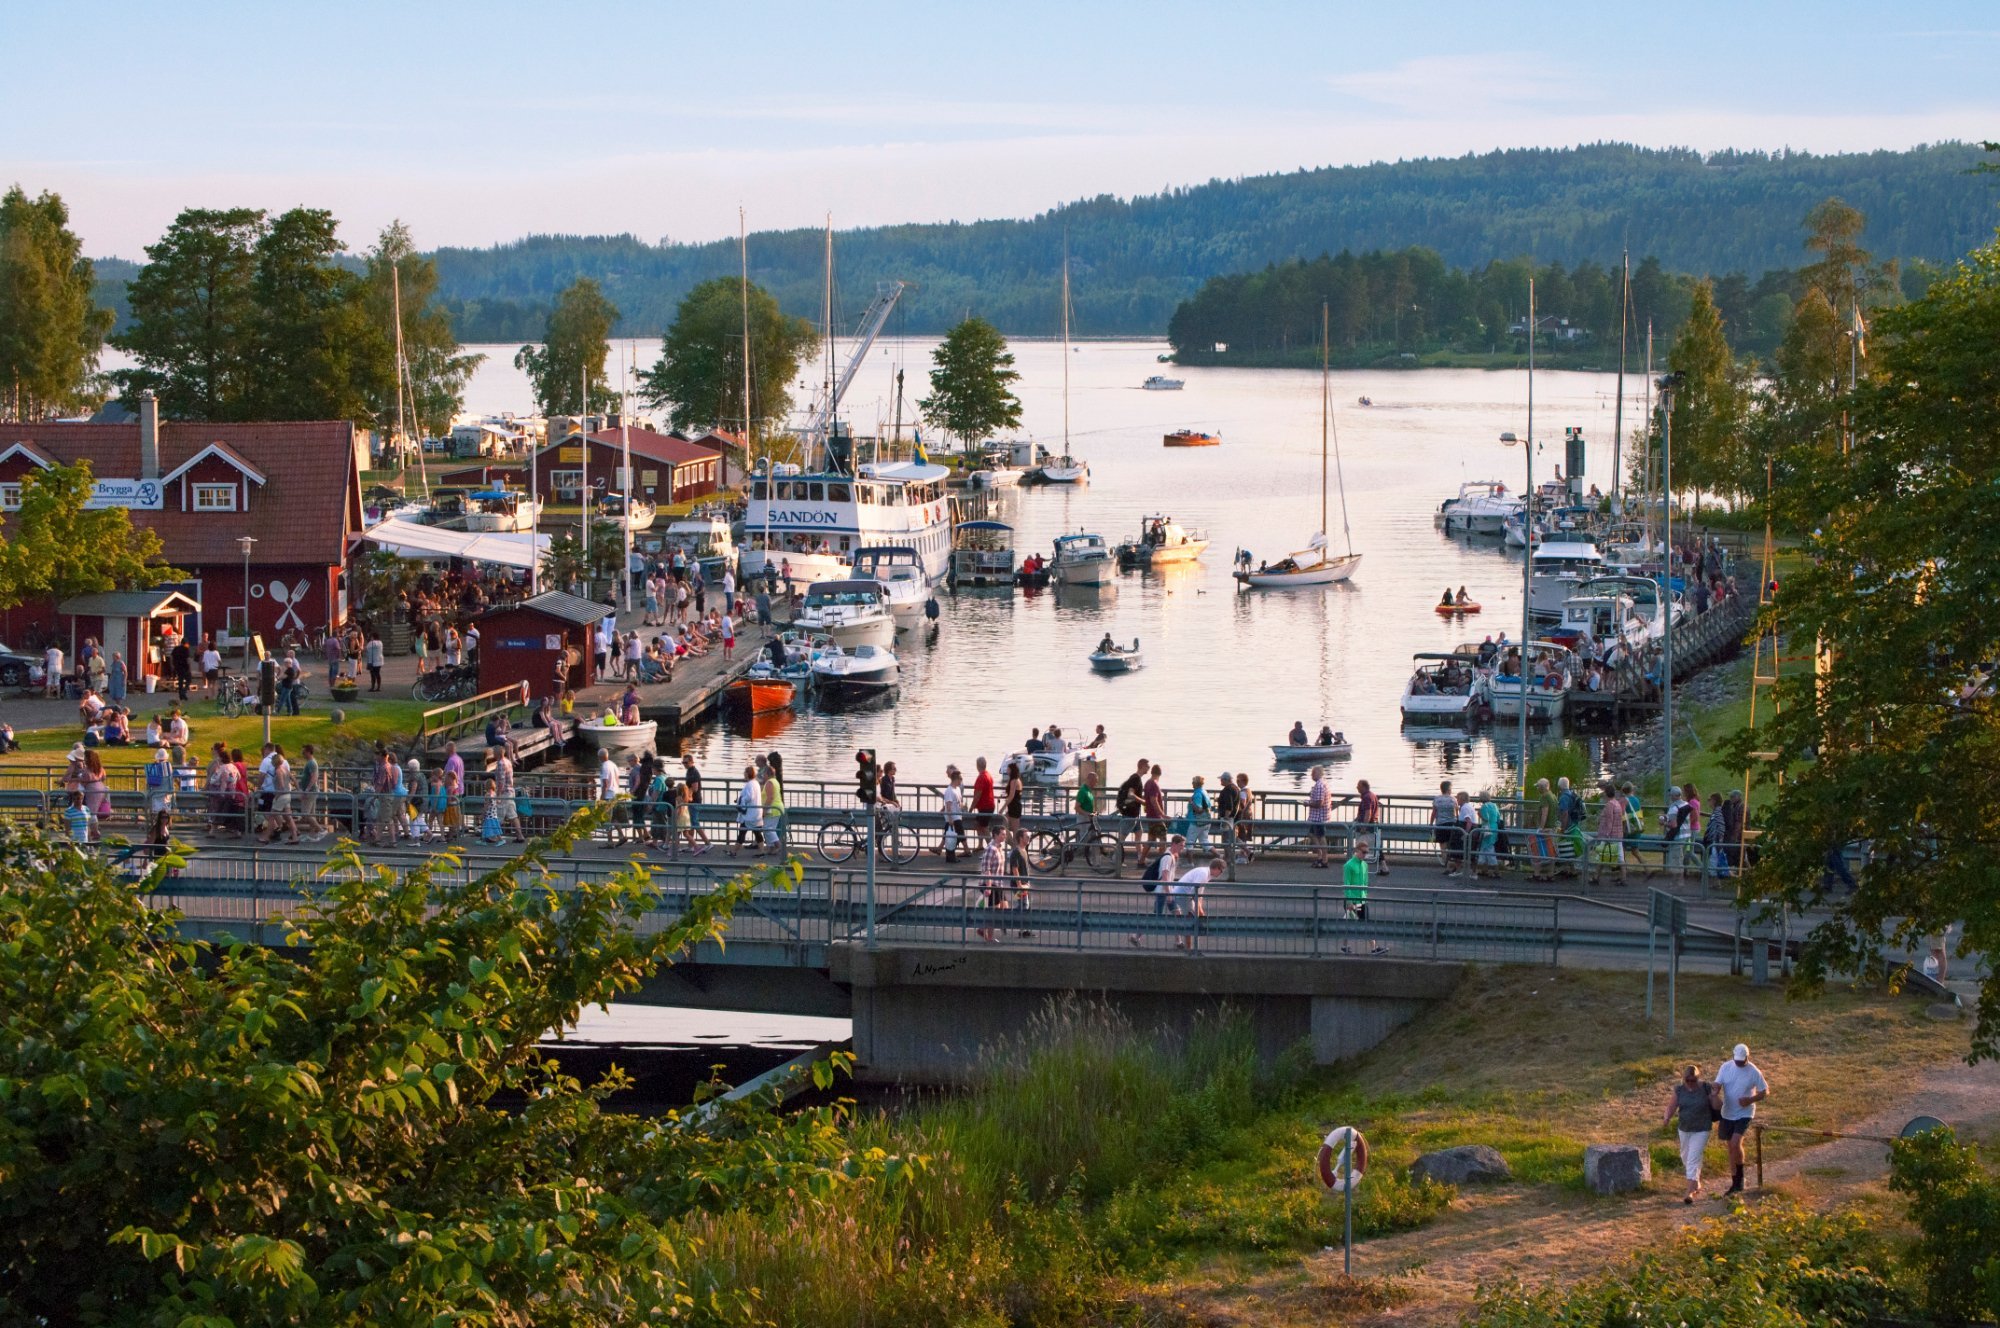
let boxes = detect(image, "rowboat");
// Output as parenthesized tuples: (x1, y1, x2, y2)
(1269, 743, 1352, 761)
(726, 673, 795, 715)
(576, 718, 658, 755)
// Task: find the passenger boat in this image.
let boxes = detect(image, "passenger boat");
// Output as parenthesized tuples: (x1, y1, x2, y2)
(1235, 305, 1362, 590)
(1270, 742, 1353, 761)
(1115, 515, 1208, 568)
(1088, 638, 1143, 673)
(852, 546, 928, 627)
(1528, 540, 1608, 620)
(949, 520, 1017, 587)
(461, 489, 540, 533)
(809, 643, 900, 705)
(1142, 375, 1186, 391)
(792, 579, 897, 649)
(1163, 429, 1219, 447)
(1482, 640, 1575, 722)
(576, 717, 658, 755)
(1050, 532, 1114, 587)
(740, 459, 955, 588)
(1435, 480, 1524, 535)
(1399, 651, 1484, 723)
(726, 670, 796, 716)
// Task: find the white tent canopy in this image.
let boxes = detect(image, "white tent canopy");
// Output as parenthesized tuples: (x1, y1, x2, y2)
(361, 518, 548, 569)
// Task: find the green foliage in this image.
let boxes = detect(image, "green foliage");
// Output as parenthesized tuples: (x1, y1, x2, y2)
(1666, 280, 1754, 502)
(361, 221, 484, 448)
(1466, 1201, 1903, 1328)
(245, 207, 389, 422)
(114, 206, 265, 420)
(0, 816, 922, 1324)
(514, 278, 619, 416)
(0, 184, 113, 419)
(1887, 1126, 2000, 1320)
(1727, 224, 2000, 1055)
(545, 521, 627, 590)
(1523, 740, 1591, 795)
(0, 461, 183, 610)
(920, 317, 1022, 445)
(638, 276, 815, 437)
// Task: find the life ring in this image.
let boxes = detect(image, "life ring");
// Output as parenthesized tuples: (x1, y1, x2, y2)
(1317, 1126, 1368, 1192)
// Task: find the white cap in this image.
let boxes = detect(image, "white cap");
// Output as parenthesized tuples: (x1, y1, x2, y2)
(1732, 1043, 1749, 1061)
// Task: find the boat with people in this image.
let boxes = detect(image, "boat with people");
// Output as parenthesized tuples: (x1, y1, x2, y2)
(460, 489, 541, 533)
(1480, 639, 1576, 723)
(1088, 636, 1143, 674)
(852, 546, 928, 627)
(998, 731, 1090, 785)
(1550, 583, 1651, 657)
(1399, 651, 1485, 723)
(1050, 532, 1114, 587)
(949, 520, 1017, 587)
(1235, 305, 1362, 590)
(1163, 429, 1218, 447)
(1435, 587, 1481, 616)
(1435, 480, 1524, 535)
(792, 579, 897, 650)
(740, 458, 955, 589)
(1270, 722, 1351, 761)
(1115, 515, 1208, 569)
(1142, 375, 1186, 390)
(576, 716, 659, 755)
(658, 508, 735, 576)
(1015, 550, 1052, 588)
(809, 643, 900, 706)
(1528, 540, 1608, 620)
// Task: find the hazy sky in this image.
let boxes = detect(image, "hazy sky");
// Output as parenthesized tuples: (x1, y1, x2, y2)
(8, 1, 1998, 258)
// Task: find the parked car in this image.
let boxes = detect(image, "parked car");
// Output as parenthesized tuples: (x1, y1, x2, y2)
(0, 643, 44, 688)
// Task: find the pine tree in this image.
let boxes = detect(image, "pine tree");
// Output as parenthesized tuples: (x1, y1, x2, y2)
(363, 222, 483, 445)
(114, 208, 265, 420)
(0, 186, 114, 420)
(246, 208, 387, 422)
(1665, 281, 1748, 503)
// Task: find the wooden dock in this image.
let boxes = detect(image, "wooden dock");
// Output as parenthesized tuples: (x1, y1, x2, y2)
(573, 616, 779, 741)
(1568, 595, 1754, 730)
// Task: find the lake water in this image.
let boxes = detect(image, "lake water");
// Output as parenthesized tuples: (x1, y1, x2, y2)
(467, 337, 1641, 799)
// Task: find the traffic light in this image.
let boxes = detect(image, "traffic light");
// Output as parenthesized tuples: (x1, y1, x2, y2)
(855, 748, 878, 805)
(1565, 427, 1586, 482)
(258, 659, 277, 711)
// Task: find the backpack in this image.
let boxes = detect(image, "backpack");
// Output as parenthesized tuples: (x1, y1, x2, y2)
(1217, 783, 1241, 818)
(145, 761, 166, 791)
(1139, 853, 1167, 891)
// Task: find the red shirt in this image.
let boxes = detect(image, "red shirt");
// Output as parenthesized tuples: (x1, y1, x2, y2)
(973, 770, 996, 812)
(1143, 777, 1164, 818)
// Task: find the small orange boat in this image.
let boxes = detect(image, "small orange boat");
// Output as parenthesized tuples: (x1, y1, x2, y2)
(1164, 429, 1220, 447)
(726, 675, 796, 715)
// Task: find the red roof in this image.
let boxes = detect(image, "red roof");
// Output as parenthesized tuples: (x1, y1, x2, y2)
(0, 420, 360, 567)
(578, 426, 722, 466)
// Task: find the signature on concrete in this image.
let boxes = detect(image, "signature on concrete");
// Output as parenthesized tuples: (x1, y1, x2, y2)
(912, 955, 969, 978)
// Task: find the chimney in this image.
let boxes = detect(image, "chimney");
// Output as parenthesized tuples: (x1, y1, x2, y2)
(138, 390, 160, 480)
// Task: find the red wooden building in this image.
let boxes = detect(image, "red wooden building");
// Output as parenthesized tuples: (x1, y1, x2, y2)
(527, 425, 723, 508)
(0, 394, 363, 652)
(475, 590, 608, 701)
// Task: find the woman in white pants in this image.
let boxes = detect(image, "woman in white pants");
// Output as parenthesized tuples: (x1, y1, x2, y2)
(1663, 1063, 1721, 1204)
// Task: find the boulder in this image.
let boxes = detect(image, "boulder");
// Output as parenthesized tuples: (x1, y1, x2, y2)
(1583, 1143, 1652, 1195)
(1408, 1145, 1512, 1187)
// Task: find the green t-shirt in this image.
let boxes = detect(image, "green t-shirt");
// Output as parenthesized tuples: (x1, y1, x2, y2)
(1342, 855, 1369, 900)
(1076, 784, 1096, 815)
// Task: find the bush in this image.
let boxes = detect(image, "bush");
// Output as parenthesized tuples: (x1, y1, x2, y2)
(1523, 740, 1591, 796)
(1887, 1126, 2000, 1321)
(1465, 1201, 1902, 1328)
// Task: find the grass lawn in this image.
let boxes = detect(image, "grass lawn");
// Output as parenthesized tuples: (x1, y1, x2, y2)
(1, 694, 434, 771)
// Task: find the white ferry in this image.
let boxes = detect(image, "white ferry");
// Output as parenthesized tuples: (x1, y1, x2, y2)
(740, 459, 955, 589)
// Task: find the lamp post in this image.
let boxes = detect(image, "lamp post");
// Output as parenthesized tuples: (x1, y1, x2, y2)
(237, 535, 257, 665)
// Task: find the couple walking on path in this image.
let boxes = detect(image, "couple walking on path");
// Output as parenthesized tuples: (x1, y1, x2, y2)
(1664, 1043, 1770, 1202)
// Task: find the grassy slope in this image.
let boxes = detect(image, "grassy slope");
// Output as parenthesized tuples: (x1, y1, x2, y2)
(2, 694, 433, 772)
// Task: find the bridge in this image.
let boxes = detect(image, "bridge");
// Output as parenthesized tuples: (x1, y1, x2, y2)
(141, 846, 1785, 1081)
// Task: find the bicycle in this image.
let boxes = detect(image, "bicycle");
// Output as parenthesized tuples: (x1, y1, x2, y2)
(1026, 815, 1125, 875)
(213, 672, 254, 718)
(817, 806, 921, 866)
(412, 663, 479, 703)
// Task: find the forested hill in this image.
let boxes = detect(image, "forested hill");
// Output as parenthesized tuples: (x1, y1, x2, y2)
(424, 142, 1994, 341)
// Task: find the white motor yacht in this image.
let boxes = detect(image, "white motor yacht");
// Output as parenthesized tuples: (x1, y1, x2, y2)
(597, 493, 657, 532)
(1399, 652, 1483, 723)
(809, 643, 899, 705)
(1482, 640, 1575, 722)
(1115, 515, 1208, 569)
(461, 489, 541, 533)
(1050, 532, 1114, 587)
(1528, 540, 1608, 621)
(1436, 480, 1524, 535)
(792, 579, 897, 649)
(852, 546, 928, 627)
(1554, 585, 1650, 657)
(1142, 375, 1186, 390)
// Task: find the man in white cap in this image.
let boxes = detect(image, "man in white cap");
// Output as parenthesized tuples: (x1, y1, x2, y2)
(1713, 1042, 1769, 1195)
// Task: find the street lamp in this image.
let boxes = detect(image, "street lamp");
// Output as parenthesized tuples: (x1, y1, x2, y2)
(238, 535, 257, 665)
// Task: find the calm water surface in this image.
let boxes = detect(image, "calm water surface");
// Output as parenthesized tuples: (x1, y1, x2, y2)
(470, 338, 1639, 797)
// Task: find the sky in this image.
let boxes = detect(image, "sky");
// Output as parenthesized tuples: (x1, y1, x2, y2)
(6, 1, 1998, 259)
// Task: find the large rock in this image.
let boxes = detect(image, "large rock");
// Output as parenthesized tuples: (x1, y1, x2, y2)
(1583, 1143, 1652, 1195)
(1408, 1145, 1512, 1187)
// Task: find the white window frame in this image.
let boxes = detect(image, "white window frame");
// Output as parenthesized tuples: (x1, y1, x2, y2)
(552, 469, 583, 500)
(0, 483, 20, 511)
(193, 483, 237, 512)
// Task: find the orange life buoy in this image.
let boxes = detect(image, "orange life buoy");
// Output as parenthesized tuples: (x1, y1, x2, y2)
(1316, 1126, 1368, 1191)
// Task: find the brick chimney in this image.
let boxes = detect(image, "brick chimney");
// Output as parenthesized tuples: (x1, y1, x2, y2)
(138, 390, 160, 480)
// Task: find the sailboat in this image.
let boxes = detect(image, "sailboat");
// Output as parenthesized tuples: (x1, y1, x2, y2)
(1235, 305, 1361, 589)
(1037, 250, 1089, 484)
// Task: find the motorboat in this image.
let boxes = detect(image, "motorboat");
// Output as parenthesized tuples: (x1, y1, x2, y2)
(1088, 638, 1143, 673)
(809, 643, 899, 705)
(1270, 733, 1353, 761)
(1142, 375, 1186, 390)
(1115, 515, 1208, 569)
(1482, 640, 1574, 722)
(1528, 540, 1608, 621)
(1001, 742, 1086, 785)
(1435, 480, 1524, 535)
(597, 493, 657, 532)
(1400, 652, 1484, 723)
(659, 508, 736, 577)
(792, 579, 897, 649)
(1050, 532, 1114, 587)
(852, 546, 928, 627)
(1550, 585, 1650, 657)
(726, 667, 796, 715)
(1037, 456, 1089, 484)
(461, 489, 540, 533)
(576, 717, 658, 755)
(1163, 429, 1218, 447)
(950, 520, 1017, 587)
(967, 439, 1039, 489)
(1235, 306, 1362, 590)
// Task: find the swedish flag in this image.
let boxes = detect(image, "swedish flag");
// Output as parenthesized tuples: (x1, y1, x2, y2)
(914, 429, 929, 465)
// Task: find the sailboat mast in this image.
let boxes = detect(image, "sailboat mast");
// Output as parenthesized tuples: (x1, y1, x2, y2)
(1320, 303, 1329, 544)
(580, 362, 591, 574)
(1643, 321, 1655, 549)
(1060, 243, 1072, 457)
(740, 207, 753, 464)
(1611, 249, 1630, 511)
(823, 216, 835, 472)
(620, 343, 633, 616)
(1519, 279, 1535, 779)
